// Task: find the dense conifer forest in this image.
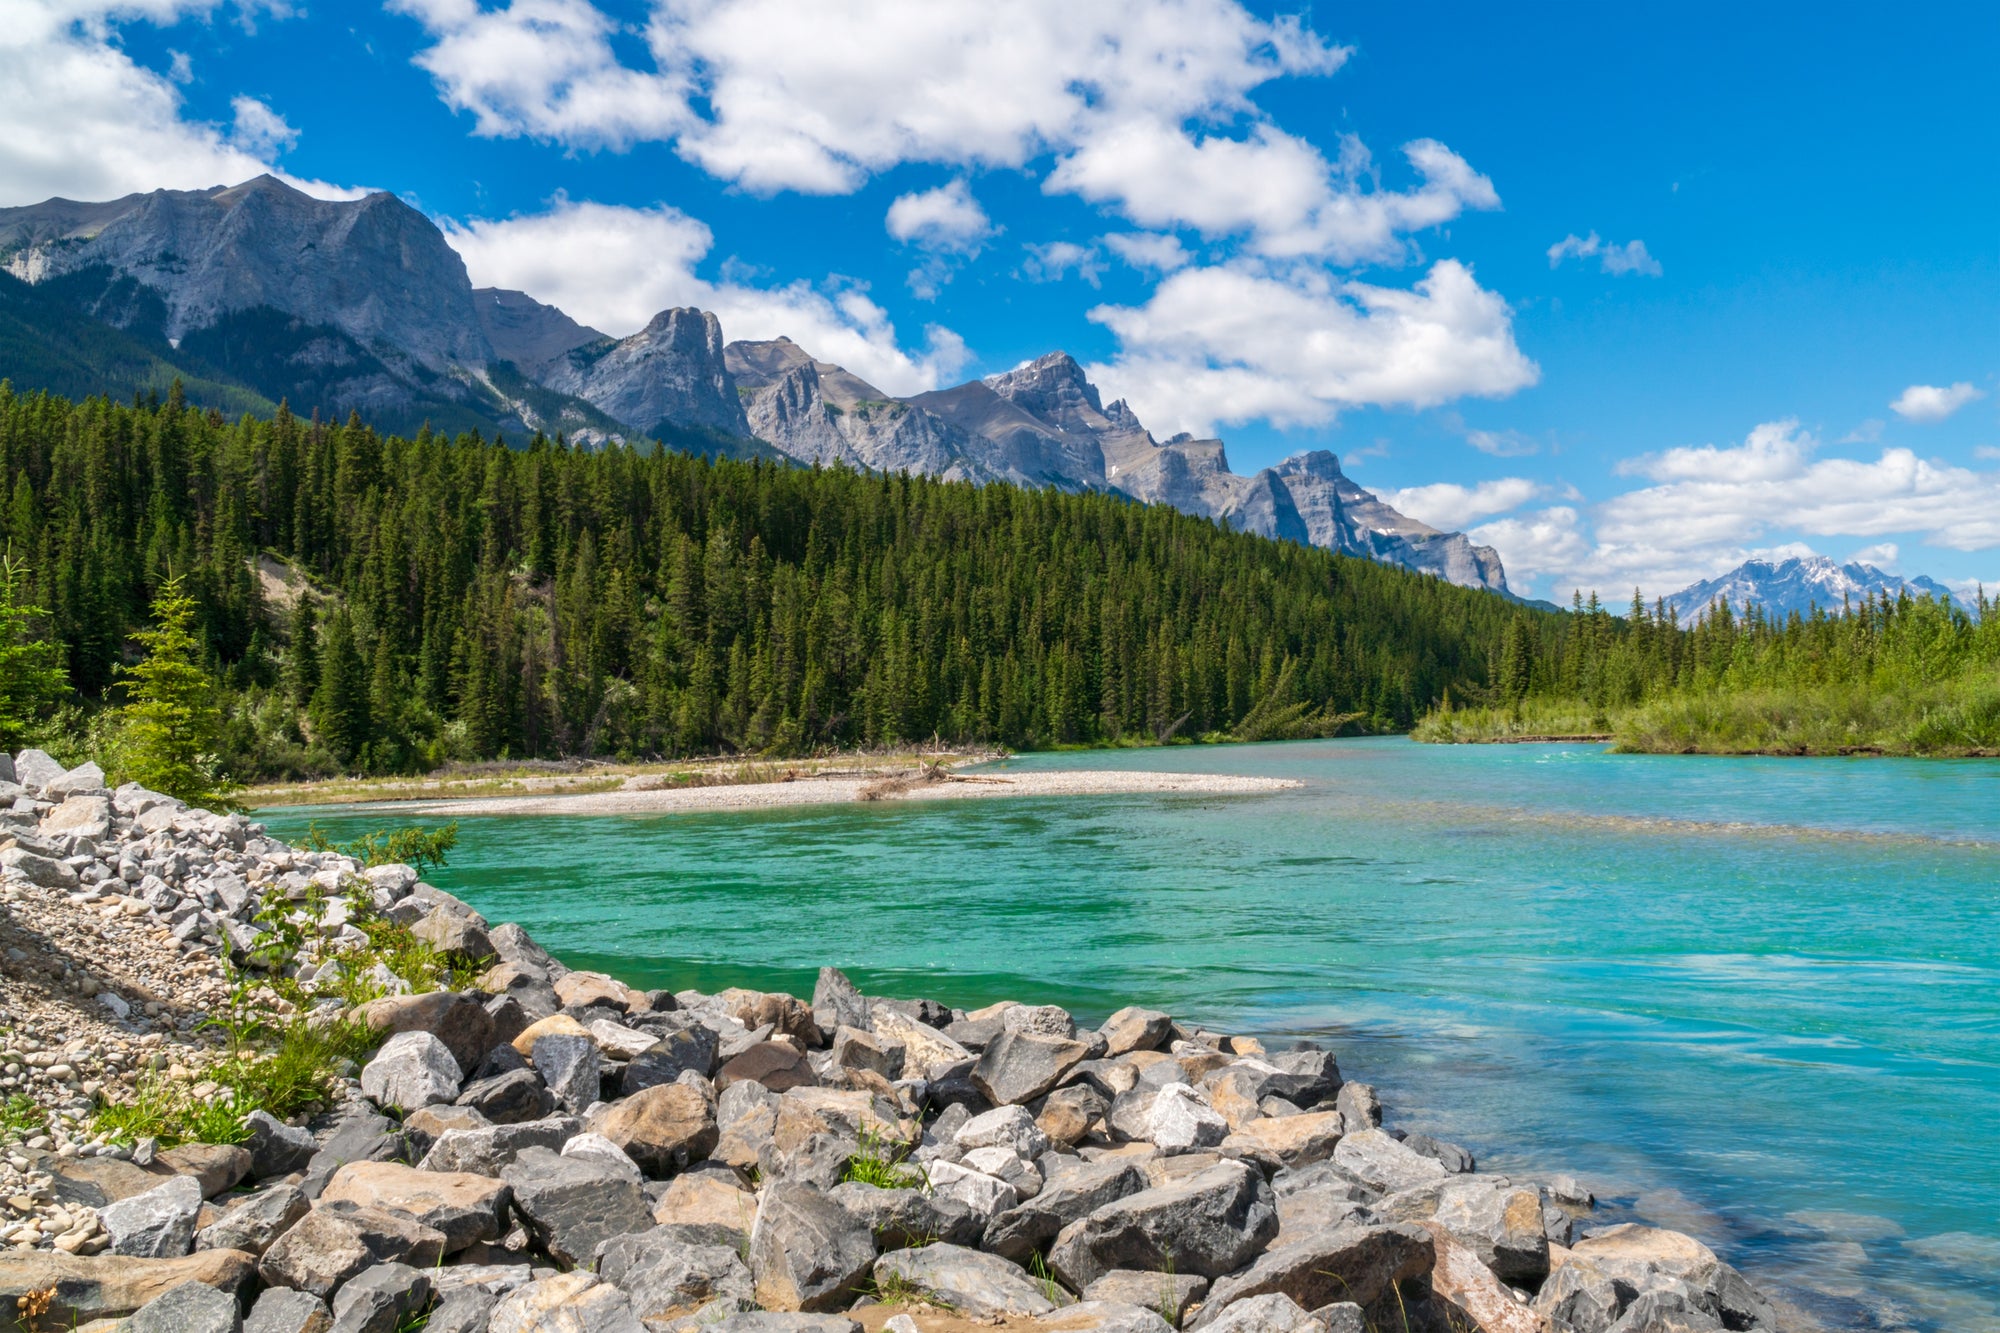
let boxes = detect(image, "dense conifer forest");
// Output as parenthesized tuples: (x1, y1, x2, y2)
(0, 385, 1552, 778)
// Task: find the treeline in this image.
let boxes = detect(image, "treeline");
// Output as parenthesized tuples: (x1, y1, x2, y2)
(0, 384, 1553, 778)
(1422, 589, 2000, 754)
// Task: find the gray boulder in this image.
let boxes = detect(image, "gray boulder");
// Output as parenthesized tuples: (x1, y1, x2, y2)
(1533, 1257, 1629, 1333)
(197, 1183, 311, 1256)
(1203, 1293, 1319, 1333)
(102, 1174, 205, 1257)
(46, 759, 107, 795)
(532, 1032, 602, 1113)
(13, 748, 65, 789)
(1031, 1302, 1173, 1332)
(705, 1317, 860, 1333)
(303, 1110, 409, 1198)
(973, 1029, 1091, 1106)
(328, 1263, 432, 1333)
(125, 1279, 244, 1333)
(1047, 1160, 1278, 1291)
(873, 1243, 1064, 1318)
(419, 1115, 576, 1175)
(359, 992, 496, 1074)
(1192, 1225, 1434, 1329)
(1097, 1007, 1172, 1057)
(1334, 1083, 1382, 1134)
(502, 1146, 653, 1268)
(1266, 1049, 1342, 1107)
(983, 1159, 1147, 1262)
(423, 1289, 498, 1333)
(360, 1031, 462, 1111)
(1607, 1288, 1725, 1332)
(456, 1068, 556, 1125)
(622, 1026, 719, 1094)
(825, 1182, 983, 1250)
(747, 1182, 875, 1313)
(1432, 1177, 1549, 1285)
(243, 1288, 332, 1333)
(488, 1272, 643, 1333)
(257, 1203, 448, 1300)
(1331, 1130, 1447, 1195)
(1402, 1133, 1474, 1174)
(593, 1226, 754, 1326)
(1082, 1271, 1209, 1324)
(244, 1111, 320, 1180)
(811, 968, 871, 1033)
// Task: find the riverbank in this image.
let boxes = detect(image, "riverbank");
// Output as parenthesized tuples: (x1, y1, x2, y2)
(0, 745, 1796, 1333)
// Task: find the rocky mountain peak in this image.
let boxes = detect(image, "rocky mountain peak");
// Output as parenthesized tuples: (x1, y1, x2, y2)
(984, 351, 1111, 434)
(544, 308, 749, 440)
(1663, 555, 1961, 628)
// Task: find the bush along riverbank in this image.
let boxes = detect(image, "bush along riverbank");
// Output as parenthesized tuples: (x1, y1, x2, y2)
(1, 750, 1788, 1333)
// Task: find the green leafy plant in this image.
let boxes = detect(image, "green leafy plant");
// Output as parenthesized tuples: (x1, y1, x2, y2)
(841, 1122, 924, 1190)
(299, 822, 459, 876)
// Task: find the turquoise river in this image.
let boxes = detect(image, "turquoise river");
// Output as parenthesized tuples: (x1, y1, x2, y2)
(263, 739, 2000, 1332)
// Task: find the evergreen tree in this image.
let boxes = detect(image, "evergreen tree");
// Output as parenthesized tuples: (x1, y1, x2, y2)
(115, 574, 233, 806)
(0, 551, 69, 749)
(309, 608, 372, 762)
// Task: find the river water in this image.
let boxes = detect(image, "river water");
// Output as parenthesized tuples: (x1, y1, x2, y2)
(263, 739, 2000, 1331)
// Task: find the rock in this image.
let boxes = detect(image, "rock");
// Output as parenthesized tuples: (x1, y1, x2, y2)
(159, 1144, 254, 1199)
(1265, 1050, 1342, 1108)
(490, 922, 568, 981)
(320, 1161, 511, 1254)
(412, 908, 494, 964)
(704, 1317, 859, 1333)
(594, 1226, 754, 1327)
(244, 1288, 333, 1333)
(874, 1243, 1065, 1318)
(422, 1289, 498, 1333)
(44, 794, 113, 837)
(258, 1204, 448, 1300)
(585, 1020, 659, 1061)
(1047, 1160, 1277, 1291)
(488, 1272, 644, 1333)
(1334, 1083, 1381, 1135)
(502, 1146, 653, 1267)
(1432, 1178, 1550, 1286)
(652, 1173, 759, 1240)
(531, 1033, 603, 1113)
(998, 1003, 1078, 1039)
(554, 971, 635, 1013)
(621, 1027, 720, 1093)
(1146, 1084, 1228, 1154)
(973, 1029, 1090, 1106)
(101, 1174, 205, 1257)
(360, 993, 496, 1075)
(1402, 1133, 1475, 1174)
(1098, 1008, 1172, 1057)
(1220, 1112, 1345, 1171)
(197, 1184, 311, 1256)
(361, 1031, 464, 1111)
(983, 1160, 1148, 1262)
(403, 1104, 493, 1154)
(826, 1182, 982, 1250)
(1606, 1288, 1725, 1333)
(1191, 1224, 1433, 1329)
(303, 1111, 409, 1196)
(0, 1250, 258, 1328)
(328, 1263, 432, 1333)
(12, 748, 63, 788)
(418, 1116, 576, 1175)
(1421, 1222, 1545, 1333)
(712, 1083, 780, 1171)
(561, 1132, 644, 1183)
(1331, 1130, 1447, 1195)
(124, 1279, 244, 1333)
(715, 989, 818, 1047)
(1033, 1301, 1174, 1332)
(1081, 1271, 1208, 1324)
(1569, 1224, 1717, 1289)
(716, 1041, 817, 1093)
(47, 760, 108, 796)
(1037, 1085, 1109, 1149)
(828, 1025, 902, 1080)
(955, 1105, 1050, 1158)
(811, 968, 871, 1034)
(1213, 1293, 1335, 1333)
(244, 1111, 320, 1180)
(590, 1084, 719, 1176)
(923, 1158, 1020, 1219)
(869, 1007, 971, 1078)
(1, 845, 78, 889)
(1534, 1257, 1630, 1333)
(747, 1182, 875, 1313)
(511, 1014, 592, 1055)
(455, 1068, 556, 1125)
(1273, 1183, 1372, 1241)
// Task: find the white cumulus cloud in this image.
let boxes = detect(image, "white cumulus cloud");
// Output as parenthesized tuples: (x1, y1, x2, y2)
(442, 197, 969, 395)
(1084, 258, 1539, 437)
(1547, 231, 1662, 277)
(1021, 241, 1104, 286)
(1890, 381, 1985, 423)
(1380, 478, 1542, 532)
(885, 180, 993, 252)
(1104, 232, 1189, 273)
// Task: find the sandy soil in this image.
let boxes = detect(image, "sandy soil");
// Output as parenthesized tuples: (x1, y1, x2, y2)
(336, 767, 1301, 818)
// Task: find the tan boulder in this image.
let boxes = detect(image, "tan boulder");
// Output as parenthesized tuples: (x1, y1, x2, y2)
(553, 971, 639, 1012)
(0, 1249, 257, 1327)
(1036, 1085, 1109, 1150)
(716, 1040, 817, 1092)
(1568, 1223, 1717, 1285)
(589, 1084, 719, 1176)
(1097, 1006, 1171, 1057)
(510, 1013, 590, 1056)
(320, 1160, 511, 1253)
(869, 1005, 972, 1078)
(1219, 1112, 1345, 1170)
(1424, 1223, 1553, 1333)
(157, 1143, 252, 1198)
(716, 988, 819, 1046)
(651, 1172, 757, 1236)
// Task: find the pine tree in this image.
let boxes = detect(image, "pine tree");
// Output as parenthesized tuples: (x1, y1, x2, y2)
(0, 551, 69, 749)
(115, 575, 234, 807)
(310, 609, 373, 764)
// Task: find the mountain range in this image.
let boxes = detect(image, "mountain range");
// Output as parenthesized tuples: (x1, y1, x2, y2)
(0, 175, 1514, 593)
(1661, 555, 1964, 627)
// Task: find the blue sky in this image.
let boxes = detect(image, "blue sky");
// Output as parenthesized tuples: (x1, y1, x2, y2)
(5, 0, 1998, 600)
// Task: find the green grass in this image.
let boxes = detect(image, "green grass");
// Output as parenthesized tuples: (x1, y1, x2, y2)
(2, 1093, 46, 1140)
(840, 1124, 925, 1190)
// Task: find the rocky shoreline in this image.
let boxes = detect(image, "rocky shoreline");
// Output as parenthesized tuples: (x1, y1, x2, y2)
(2, 748, 1786, 1333)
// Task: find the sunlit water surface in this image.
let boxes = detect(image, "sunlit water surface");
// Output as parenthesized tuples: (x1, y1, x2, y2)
(264, 739, 2000, 1331)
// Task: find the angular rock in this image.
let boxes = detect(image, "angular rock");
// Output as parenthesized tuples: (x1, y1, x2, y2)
(257, 1204, 448, 1300)
(811, 968, 871, 1034)
(827, 1181, 982, 1250)
(716, 989, 818, 1047)
(360, 993, 496, 1075)
(0, 1250, 258, 1328)
(1421, 1222, 1546, 1333)
(101, 1174, 205, 1257)
(244, 1111, 320, 1180)
(1033, 1301, 1174, 1333)
(1047, 1160, 1278, 1291)
(532, 1032, 603, 1113)
(1432, 1178, 1550, 1286)
(47, 760, 108, 796)
(591, 1083, 718, 1177)
(922, 1159, 1020, 1220)
(489, 1272, 644, 1333)
(422, 1289, 498, 1333)
(12, 748, 64, 788)
(1, 846, 78, 889)
(829, 1025, 902, 1080)
(1037, 1085, 1109, 1150)
(1098, 1008, 1172, 1058)
(418, 1116, 576, 1175)
(197, 1183, 311, 1256)
(502, 1146, 652, 1267)
(1265, 1049, 1342, 1107)
(1190, 1224, 1434, 1330)
(328, 1263, 432, 1333)
(1273, 1184, 1372, 1241)
(869, 1006, 971, 1079)
(244, 1288, 333, 1333)
(974, 1029, 1091, 1106)
(1331, 1130, 1448, 1195)
(124, 1278, 244, 1333)
(1081, 1271, 1209, 1325)
(1335, 1083, 1382, 1135)
(956, 1105, 1051, 1158)
(652, 1173, 759, 1240)
(983, 1159, 1147, 1262)
(594, 1226, 754, 1327)
(586, 1020, 661, 1061)
(160, 1144, 254, 1199)
(1606, 1288, 1725, 1333)
(361, 1031, 463, 1111)
(1569, 1224, 1718, 1289)
(712, 1083, 780, 1172)
(621, 1027, 720, 1094)
(412, 908, 494, 965)
(303, 1110, 409, 1197)
(321, 1161, 510, 1254)
(455, 1068, 556, 1125)
(1533, 1257, 1628, 1333)
(561, 1132, 644, 1183)
(704, 1317, 859, 1333)
(960, 1146, 1043, 1202)
(1201, 1294, 1318, 1333)
(1402, 1133, 1475, 1175)
(1146, 1084, 1227, 1154)
(490, 922, 568, 982)
(873, 1243, 1063, 1318)
(999, 1004, 1079, 1039)
(44, 795, 113, 837)
(1220, 1112, 1344, 1171)
(746, 1182, 875, 1313)
(511, 1014, 591, 1056)
(716, 1041, 816, 1093)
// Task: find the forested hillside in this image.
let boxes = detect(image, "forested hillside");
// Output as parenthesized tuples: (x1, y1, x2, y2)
(0, 384, 1547, 777)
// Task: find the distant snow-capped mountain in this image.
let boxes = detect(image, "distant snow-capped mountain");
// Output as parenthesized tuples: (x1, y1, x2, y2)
(1663, 555, 1963, 627)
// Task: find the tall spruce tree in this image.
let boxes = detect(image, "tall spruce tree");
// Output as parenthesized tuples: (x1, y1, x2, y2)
(116, 575, 233, 806)
(0, 551, 69, 749)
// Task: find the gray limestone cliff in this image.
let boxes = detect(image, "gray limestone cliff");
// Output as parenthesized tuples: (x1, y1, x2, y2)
(546, 308, 750, 440)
